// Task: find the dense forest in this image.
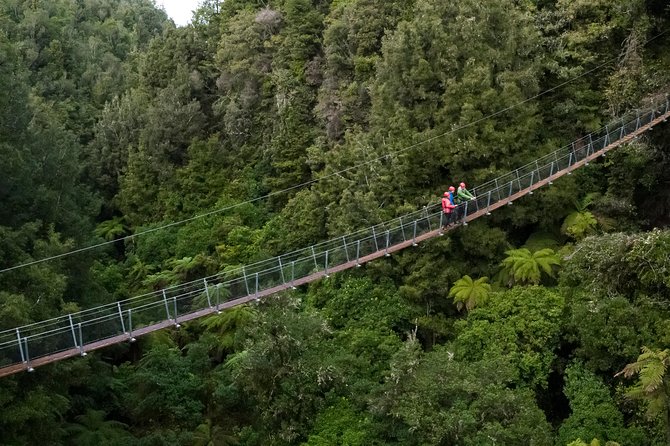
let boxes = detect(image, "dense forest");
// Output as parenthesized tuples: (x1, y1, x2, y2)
(1, 0, 670, 444)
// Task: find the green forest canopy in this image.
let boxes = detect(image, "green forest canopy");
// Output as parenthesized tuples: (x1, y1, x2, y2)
(1, 0, 670, 444)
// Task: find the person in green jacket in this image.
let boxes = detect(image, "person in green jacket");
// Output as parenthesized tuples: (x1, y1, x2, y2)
(456, 182, 475, 203)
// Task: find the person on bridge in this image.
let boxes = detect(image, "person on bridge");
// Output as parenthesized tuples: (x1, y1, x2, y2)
(446, 186, 455, 205)
(442, 191, 456, 226)
(456, 182, 475, 203)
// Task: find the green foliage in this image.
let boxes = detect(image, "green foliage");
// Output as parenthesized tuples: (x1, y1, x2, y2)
(374, 339, 553, 445)
(523, 231, 561, 253)
(567, 439, 620, 446)
(565, 292, 661, 374)
(500, 248, 561, 286)
(562, 210, 598, 241)
(261, 189, 328, 254)
(309, 277, 409, 331)
(558, 362, 645, 445)
(561, 230, 670, 301)
(0, 383, 71, 444)
(302, 398, 376, 446)
(192, 418, 239, 446)
(0, 223, 75, 324)
(199, 305, 256, 360)
(561, 194, 612, 240)
(2, 0, 670, 444)
(119, 344, 206, 429)
(94, 217, 130, 241)
(454, 287, 565, 388)
(65, 409, 131, 446)
(619, 347, 670, 439)
(369, 0, 542, 192)
(318, 0, 410, 142)
(225, 296, 357, 444)
(449, 275, 492, 312)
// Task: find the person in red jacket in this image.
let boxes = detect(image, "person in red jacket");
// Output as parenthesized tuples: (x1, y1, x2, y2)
(442, 191, 456, 226)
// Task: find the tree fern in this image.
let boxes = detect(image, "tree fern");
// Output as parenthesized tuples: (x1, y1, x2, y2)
(617, 347, 670, 439)
(448, 275, 491, 311)
(94, 216, 129, 241)
(500, 248, 561, 286)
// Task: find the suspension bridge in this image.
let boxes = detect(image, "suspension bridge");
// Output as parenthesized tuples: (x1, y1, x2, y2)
(0, 98, 668, 378)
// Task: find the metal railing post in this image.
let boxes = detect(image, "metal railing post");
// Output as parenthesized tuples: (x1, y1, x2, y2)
(463, 201, 469, 225)
(324, 250, 329, 277)
(69, 314, 78, 349)
(215, 284, 222, 312)
(399, 217, 406, 241)
(162, 290, 171, 319)
(486, 190, 492, 215)
(356, 240, 362, 265)
(278, 257, 286, 284)
(424, 208, 433, 231)
(23, 338, 33, 372)
(371, 226, 380, 251)
(117, 302, 126, 333)
(242, 267, 251, 295)
(255, 273, 259, 299)
(291, 260, 297, 288)
(342, 236, 350, 262)
(567, 152, 573, 174)
(204, 278, 212, 308)
(529, 170, 535, 195)
(604, 125, 610, 146)
(127, 309, 134, 341)
(173, 296, 179, 326)
(16, 328, 26, 365)
(508, 180, 513, 203)
(78, 323, 86, 356)
(385, 230, 391, 256)
(494, 178, 501, 201)
(548, 162, 554, 184)
(412, 220, 418, 246)
(311, 246, 319, 270)
(636, 110, 641, 130)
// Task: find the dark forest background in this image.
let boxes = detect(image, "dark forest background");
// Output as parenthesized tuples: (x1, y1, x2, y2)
(1, 0, 670, 444)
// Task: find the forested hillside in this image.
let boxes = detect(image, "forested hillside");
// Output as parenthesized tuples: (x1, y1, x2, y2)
(1, 0, 670, 444)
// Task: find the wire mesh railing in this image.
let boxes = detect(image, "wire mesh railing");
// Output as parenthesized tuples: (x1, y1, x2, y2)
(466, 100, 669, 215)
(0, 96, 668, 375)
